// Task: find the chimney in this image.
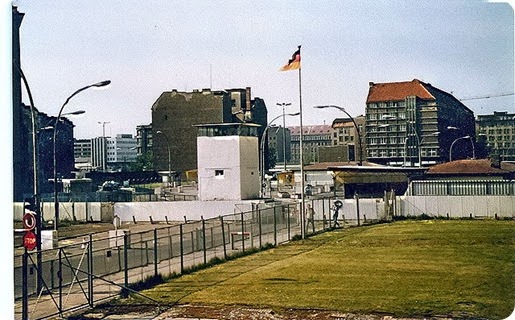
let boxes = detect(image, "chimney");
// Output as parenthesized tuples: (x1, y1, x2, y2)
(245, 87, 251, 111)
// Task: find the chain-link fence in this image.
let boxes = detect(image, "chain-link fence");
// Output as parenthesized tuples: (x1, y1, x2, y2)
(15, 198, 345, 319)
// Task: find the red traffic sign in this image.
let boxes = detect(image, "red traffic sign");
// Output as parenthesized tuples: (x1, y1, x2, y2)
(23, 211, 36, 230)
(23, 231, 37, 251)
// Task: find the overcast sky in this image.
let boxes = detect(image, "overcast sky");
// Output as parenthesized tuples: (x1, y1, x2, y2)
(11, 0, 515, 139)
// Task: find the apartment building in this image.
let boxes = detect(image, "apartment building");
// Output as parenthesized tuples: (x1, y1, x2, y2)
(365, 79, 475, 166)
(151, 87, 267, 175)
(288, 125, 332, 164)
(476, 111, 515, 161)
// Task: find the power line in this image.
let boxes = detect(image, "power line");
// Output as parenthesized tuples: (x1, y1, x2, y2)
(459, 92, 514, 101)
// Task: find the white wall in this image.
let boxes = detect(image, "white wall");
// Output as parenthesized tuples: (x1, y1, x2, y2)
(239, 136, 260, 199)
(113, 200, 256, 222)
(401, 196, 515, 218)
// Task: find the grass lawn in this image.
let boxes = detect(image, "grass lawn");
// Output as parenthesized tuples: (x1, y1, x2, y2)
(141, 220, 515, 319)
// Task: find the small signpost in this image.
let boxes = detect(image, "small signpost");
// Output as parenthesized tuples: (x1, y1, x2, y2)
(22, 210, 37, 251)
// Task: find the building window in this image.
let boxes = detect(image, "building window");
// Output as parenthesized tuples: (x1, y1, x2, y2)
(215, 170, 224, 178)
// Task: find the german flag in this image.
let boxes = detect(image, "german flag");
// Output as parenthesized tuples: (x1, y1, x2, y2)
(279, 46, 301, 71)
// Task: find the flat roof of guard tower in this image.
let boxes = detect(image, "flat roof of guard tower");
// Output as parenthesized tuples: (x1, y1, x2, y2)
(195, 123, 261, 137)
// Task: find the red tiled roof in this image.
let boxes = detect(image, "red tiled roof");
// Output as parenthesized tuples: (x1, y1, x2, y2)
(427, 159, 509, 175)
(366, 79, 435, 103)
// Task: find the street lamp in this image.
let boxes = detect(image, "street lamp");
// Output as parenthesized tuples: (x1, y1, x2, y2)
(447, 126, 475, 161)
(156, 130, 172, 188)
(276, 102, 291, 171)
(260, 112, 300, 198)
(53, 80, 110, 230)
(314, 105, 363, 165)
(449, 135, 475, 161)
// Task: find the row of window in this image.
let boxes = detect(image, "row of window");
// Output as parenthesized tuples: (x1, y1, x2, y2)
(368, 148, 438, 158)
(368, 102, 406, 109)
(366, 112, 407, 120)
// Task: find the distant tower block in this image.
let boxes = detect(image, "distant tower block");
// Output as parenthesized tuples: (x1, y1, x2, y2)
(196, 123, 260, 201)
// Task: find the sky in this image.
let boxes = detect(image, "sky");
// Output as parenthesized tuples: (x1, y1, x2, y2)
(10, 0, 515, 139)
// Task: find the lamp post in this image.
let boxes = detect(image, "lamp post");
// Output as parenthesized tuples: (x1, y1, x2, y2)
(314, 105, 363, 165)
(447, 126, 475, 161)
(14, 62, 45, 296)
(450, 135, 474, 161)
(276, 103, 291, 171)
(156, 130, 172, 188)
(53, 80, 110, 230)
(260, 112, 300, 198)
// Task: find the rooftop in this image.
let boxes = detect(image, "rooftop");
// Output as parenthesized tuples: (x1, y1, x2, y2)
(366, 79, 435, 103)
(288, 125, 332, 135)
(427, 159, 510, 175)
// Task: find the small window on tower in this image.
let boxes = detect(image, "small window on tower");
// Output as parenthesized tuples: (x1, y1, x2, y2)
(215, 170, 224, 178)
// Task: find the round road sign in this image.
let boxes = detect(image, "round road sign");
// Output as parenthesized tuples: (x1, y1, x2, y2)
(23, 211, 36, 230)
(23, 231, 37, 251)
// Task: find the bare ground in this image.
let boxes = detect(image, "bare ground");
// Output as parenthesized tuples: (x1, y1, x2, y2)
(72, 303, 457, 320)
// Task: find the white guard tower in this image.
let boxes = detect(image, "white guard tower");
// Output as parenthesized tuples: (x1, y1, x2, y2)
(196, 123, 261, 201)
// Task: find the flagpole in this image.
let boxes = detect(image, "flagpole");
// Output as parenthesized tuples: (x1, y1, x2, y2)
(298, 62, 306, 239)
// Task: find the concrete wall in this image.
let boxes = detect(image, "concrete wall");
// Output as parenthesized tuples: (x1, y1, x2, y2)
(401, 195, 515, 218)
(239, 136, 260, 199)
(113, 200, 256, 222)
(13, 202, 108, 222)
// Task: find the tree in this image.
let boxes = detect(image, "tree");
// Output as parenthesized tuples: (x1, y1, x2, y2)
(128, 151, 153, 172)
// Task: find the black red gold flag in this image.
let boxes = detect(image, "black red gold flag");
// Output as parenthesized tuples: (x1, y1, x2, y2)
(279, 46, 301, 71)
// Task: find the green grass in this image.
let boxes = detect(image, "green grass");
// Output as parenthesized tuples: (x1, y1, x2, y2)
(139, 220, 515, 319)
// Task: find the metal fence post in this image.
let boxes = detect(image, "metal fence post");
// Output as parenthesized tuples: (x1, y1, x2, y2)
(220, 216, 227, 260)
(355, 193, 361, 226)
(287, 204, 290, 240)
(58, 248, 63, 316)
(273, 206, 277, 246)
(258, 208, 262, 248)
(88, 234, 93, 306)
(154, 229, 158, 277)
(240, 212, 245, 252)
(201, 216, 207, 264)
(123, 233, 129, 294)
(22, 249, 28, 320)
(180, 224, 184, 273)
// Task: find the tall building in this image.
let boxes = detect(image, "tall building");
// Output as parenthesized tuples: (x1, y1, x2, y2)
(91, 137, 107, 171)
(476, 111, 515, 161)
(151, 87, 267, 176)
(74, 139, 92, 168)
(106, 134, 137, 170)
(288, 125, 332, 164)
(267, 125, 292, 166)
(365, 79, 475, 166)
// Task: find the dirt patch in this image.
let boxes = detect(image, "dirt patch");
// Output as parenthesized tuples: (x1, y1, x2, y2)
(71, 303, 456, 320)
(154, 304, 454, 320)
